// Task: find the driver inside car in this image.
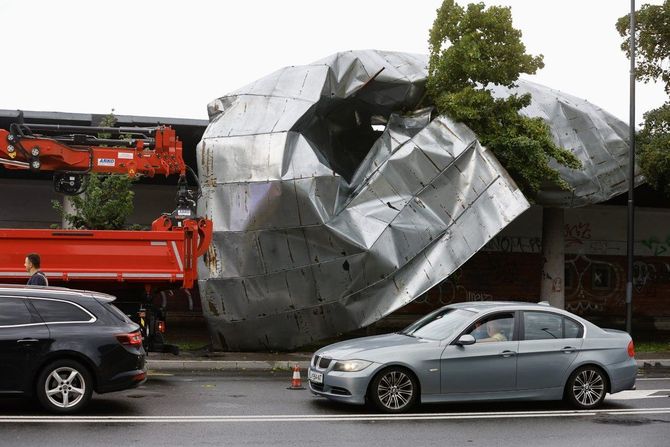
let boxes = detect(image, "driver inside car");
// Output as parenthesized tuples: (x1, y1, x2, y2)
(471, 319, 507, 343)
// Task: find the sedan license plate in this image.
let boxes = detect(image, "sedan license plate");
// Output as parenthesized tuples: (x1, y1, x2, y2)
(309, 370, 323, 384)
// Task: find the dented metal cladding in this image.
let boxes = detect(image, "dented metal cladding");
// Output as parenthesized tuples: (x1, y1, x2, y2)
(488, 82, 644, 207)
(196, 50, 636, 350)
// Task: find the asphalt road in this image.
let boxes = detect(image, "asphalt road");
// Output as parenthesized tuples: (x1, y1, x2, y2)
(1, 370, 669, 447)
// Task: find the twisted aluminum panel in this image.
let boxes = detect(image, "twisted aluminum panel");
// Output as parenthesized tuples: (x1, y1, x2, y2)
(197, 50, 634, 350)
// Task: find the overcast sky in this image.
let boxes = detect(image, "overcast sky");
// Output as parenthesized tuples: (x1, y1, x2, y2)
(0, 0, 664, 125)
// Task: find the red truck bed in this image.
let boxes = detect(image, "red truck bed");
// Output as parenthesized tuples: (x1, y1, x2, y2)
(0, 216, 212, 289)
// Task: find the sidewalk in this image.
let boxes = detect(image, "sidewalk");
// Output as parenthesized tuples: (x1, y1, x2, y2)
(634, 351, 670, 368)
(146, 351, 670, 372)
(147, 351, 313, 371)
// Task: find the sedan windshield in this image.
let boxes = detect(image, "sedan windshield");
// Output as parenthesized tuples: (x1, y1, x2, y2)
(399, 308, 475, 340)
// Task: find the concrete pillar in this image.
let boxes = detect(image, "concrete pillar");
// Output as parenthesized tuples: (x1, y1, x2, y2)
(61, 196, 76, 229)
(540, 207, 565, 308)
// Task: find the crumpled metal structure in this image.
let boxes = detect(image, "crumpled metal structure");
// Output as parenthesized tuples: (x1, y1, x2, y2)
(488, 82, 643, 207)
(196, 50, 635, 350)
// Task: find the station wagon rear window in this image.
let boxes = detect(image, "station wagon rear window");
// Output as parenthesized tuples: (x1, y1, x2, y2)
(31, 299, 93, 323)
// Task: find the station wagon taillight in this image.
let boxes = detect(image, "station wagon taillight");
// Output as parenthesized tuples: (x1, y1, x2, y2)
(116, 331, 143, 347)
(627, 340, 635, 357)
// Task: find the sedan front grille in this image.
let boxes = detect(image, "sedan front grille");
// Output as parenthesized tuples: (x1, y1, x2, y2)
(318, 357, 332, 369)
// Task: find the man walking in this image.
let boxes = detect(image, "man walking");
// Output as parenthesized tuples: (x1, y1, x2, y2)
(25, 253, 48, 286)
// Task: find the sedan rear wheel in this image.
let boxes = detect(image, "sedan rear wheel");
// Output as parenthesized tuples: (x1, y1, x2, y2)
(36, 360, 93, 414)
(370, 367, 418, 413)
(566, 366, 607, 409)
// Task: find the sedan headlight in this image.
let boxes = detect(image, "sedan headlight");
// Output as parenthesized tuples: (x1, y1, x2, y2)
(332, 360, 372, 372)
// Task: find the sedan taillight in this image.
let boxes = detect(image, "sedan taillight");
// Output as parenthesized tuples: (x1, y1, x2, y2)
(627, 340, 635, 357)
(116, 331, 143, 347)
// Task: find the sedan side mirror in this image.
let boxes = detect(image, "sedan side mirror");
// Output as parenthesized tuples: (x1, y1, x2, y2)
(456, 334, 476, 346)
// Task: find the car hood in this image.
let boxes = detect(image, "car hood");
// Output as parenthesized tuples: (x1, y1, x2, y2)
(315, 333, 432, 362)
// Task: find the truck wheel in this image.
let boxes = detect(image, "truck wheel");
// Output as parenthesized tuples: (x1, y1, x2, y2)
(36, 359, 93, 414)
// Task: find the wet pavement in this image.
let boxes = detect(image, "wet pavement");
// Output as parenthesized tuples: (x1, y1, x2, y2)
(1, 369, 669, 446)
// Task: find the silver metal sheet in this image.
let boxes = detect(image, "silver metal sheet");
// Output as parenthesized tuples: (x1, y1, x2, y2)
(197, 50, 635, 350)
(489, 81, 644, 206)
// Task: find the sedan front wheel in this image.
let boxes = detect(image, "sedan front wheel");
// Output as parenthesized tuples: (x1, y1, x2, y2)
(370, 367, 418, 413)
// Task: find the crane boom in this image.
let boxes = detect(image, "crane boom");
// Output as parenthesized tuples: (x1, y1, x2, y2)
(1, 123, 187, 194)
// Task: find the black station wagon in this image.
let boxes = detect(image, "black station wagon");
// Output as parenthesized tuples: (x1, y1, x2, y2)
(0, 285, 147, 413)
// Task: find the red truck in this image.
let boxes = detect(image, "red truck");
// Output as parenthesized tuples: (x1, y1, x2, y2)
(0, 121, 213, 352)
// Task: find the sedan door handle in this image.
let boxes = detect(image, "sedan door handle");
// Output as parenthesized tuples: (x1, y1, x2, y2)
(500, 350, 516, 358)
(561, 346, 576, 353)
(17, 338, 39, 343)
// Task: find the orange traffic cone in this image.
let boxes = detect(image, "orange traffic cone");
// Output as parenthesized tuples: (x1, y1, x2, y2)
(287, 364, 305, 390)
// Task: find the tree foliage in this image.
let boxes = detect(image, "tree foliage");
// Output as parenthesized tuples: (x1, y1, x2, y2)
(618, 1, 670, 196)
(617, 1, 670, 94)
(52, 112, 136, 229)
(427, 0, 581, 197)
(638, 103, 670, 196)
(53, 173, 135, 230)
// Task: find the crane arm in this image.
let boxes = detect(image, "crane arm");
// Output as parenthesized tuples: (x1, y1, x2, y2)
(1, 123, 186, 181)
(1, 121, 204, 224)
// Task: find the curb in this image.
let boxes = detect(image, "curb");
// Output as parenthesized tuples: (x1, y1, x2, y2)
(638, 359, 670, 368)
(147, 359, 311, 372)
(147, 359, 670, 372)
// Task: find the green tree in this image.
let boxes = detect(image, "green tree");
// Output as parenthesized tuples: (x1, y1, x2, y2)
(616, 1, 670, 94)
(637, 104, 670, 195)
(427, 0, 581, 197)
(52, 111, 136, 230)
(97, 110, 116, 141)
(617, 1, 670, 196)
(53, 173, 135, 230)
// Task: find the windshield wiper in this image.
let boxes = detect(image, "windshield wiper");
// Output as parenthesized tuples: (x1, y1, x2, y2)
(397, 332, 423, 340)
(397, 331, 416, 338)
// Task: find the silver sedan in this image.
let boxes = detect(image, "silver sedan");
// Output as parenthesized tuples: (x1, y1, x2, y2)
(308, 301, 637, 413)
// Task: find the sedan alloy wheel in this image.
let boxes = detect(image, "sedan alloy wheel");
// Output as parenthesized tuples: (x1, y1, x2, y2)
(566, 366, 607, 409)
(371, 368, 417, 413)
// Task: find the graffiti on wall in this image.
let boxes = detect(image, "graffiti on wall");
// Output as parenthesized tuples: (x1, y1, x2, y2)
(564, 254, 625, 313)
(641, 236, 670, 257)
(483, 208, 670, 259)
(565, 222, 592, 247)
(632, 259, 670, 294)
(413, 282, 495, 307)
(413, 212, 670, 317)
(408, 252, 670, 319)
(485, 236, 542, 253)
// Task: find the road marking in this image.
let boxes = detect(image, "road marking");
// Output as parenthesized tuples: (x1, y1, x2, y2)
(637, 378, 670, 381)
(1, 407, 670, 423)
(607, 389, 670, 400)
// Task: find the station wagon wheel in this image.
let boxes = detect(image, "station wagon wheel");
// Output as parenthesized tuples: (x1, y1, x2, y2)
(566, 366, 607, 409)
(370, 367, 418, 413)
(36, 359, 93, 414)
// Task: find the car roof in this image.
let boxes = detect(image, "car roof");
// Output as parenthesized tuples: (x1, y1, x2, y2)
(446, 300, 561, 313)
(0, 284, 116, 303)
